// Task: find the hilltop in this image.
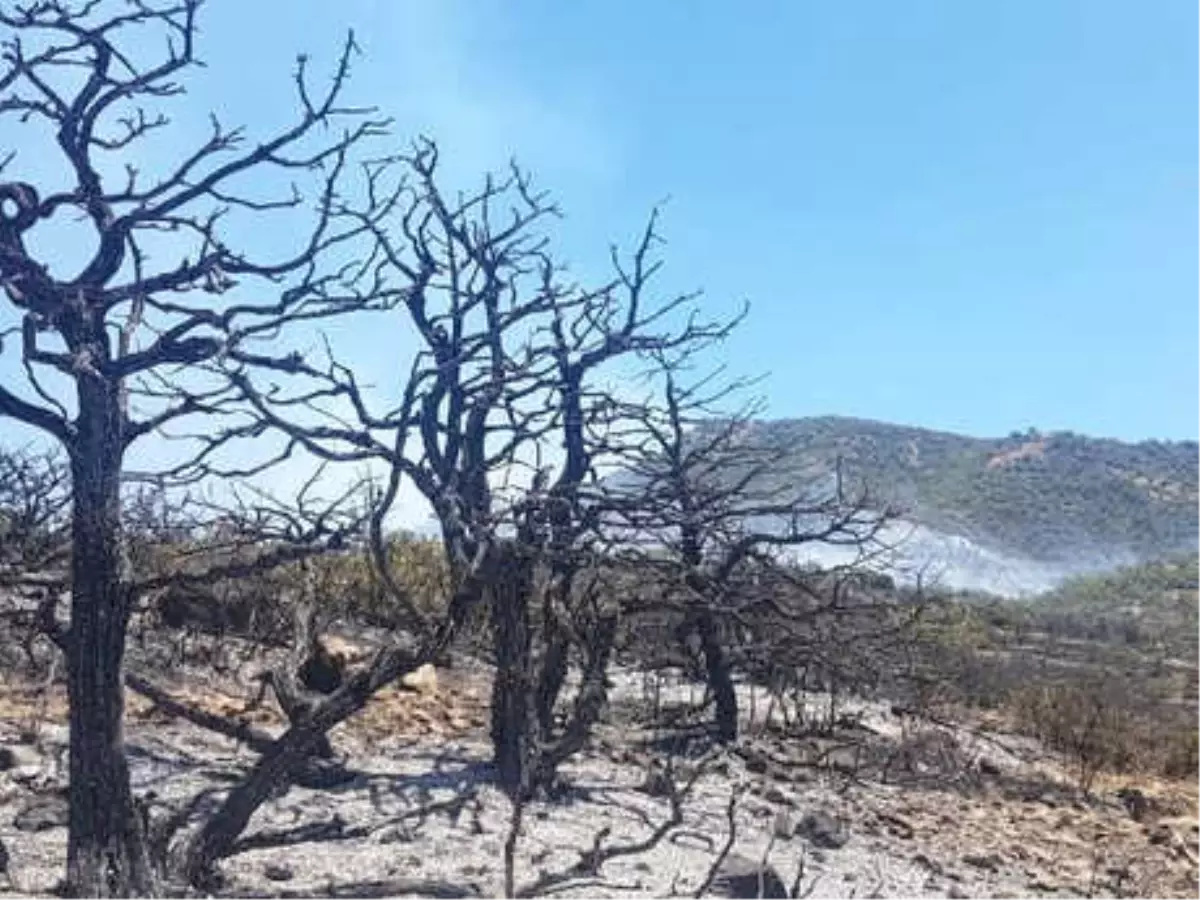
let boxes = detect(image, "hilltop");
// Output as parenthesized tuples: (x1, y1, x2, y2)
(697, 417, 1198, 595)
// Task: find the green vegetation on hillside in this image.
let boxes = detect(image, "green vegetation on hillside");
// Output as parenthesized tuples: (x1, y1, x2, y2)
(717, 416, 1198, 563)
(1021, 553, 1199, 660)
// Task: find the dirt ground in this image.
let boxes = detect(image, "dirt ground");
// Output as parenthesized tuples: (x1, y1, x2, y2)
(0, 652, 1196, 898)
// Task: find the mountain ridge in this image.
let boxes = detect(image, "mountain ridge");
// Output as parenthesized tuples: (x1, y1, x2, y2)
(694, 415, 1198, 595)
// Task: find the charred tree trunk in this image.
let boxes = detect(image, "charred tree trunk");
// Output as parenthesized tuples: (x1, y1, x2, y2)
(532, 610, 617, 788)
(489, 546, 538, 796)
(681, 523, 740, 745)
(534, 581, 571, 738)
(181, 578, 483, 887)
(695, 610, 738, 744)
(181, 727, 323, 888)
(65, 380, 154, 897)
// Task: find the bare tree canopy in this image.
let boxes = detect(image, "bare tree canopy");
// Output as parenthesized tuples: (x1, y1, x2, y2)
(0, 1, 397, 893)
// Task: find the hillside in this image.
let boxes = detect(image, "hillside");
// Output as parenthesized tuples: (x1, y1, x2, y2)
(1020, 553, 1200, 660)
(695, 417, 1198, 594)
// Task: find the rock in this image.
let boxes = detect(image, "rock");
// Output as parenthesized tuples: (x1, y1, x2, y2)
(400, 664, 438, 695)
(0, 836, 8, 874)
(948, 886, 971, 899)
(376, 824, 415, 844)
(879, 812, 915, 839)
(709, 854, 789, 898)
(797, 810, 849, 849)
(912, 853, 943, 875)
(772, 811, 795, 839)
(762, 786, 793, 807)
(263, 862, 294, 881)
(962, 852, 1002, 872)
(1116, 787, 1151, 822)
(743, 754, 768, 775)
(978, 758, 1001, 777)
(636, 765, 674, 798)
(1147, 824, 1173, 846)
(0, 744, 41, 773)
(10, 764, 46, 786)
(13, 795, 68, 832)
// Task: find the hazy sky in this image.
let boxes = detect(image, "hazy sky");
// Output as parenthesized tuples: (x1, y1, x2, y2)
(5, 0, 1198, 442)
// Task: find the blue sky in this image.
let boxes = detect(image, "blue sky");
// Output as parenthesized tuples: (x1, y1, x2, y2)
(5, 0, 1198, 443)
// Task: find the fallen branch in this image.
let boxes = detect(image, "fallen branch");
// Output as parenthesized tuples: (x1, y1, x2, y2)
(320, 877, 484, 898)
(232, 816, 369, 853)
(692, 784, 744, 898)
(124, 671, 280, 756)
(515, 751, 721, 897)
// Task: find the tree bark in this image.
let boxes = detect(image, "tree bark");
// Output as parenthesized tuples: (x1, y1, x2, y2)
(181, 726, 322, 888)
(695, 611, 738, 744)
(534, 585, 571, 739)
(65, 379, 154, 897)
(533, 611, 616, 788)
(489, 547, 537, 796)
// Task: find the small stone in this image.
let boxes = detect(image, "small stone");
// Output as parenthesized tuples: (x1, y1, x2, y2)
(744, 755, 768, 774)
(637, 766, 674, 798)
(773, 811, 795, 839)
(11, 764, 45, 786)
(948, 886, 970, 899)
(912, 853, 942, 875)
(376, 824, 415, 844)
(1, 744, 43, 776)
(879, 812, 915, 839)
(978, 758, 1001, 777)
(763, 786, 793, 807)
(13, 796, 69, 832)
(963, 852, 1002, 872)
(1116, 787, 1150, 821)
(1147, 824, 1173, 846)
(263, 862, 294, 881)
(797, 810, 849, 850)
(400, 663, 438, 694)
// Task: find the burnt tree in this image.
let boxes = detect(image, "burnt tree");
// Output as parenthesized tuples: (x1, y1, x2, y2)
(609, 355, 894, 742)
(233, 144, 737, 797)
(0, 1, 394, 893)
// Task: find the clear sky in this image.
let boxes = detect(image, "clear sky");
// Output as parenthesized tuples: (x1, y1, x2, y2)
(6, 0, 1199, 443)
